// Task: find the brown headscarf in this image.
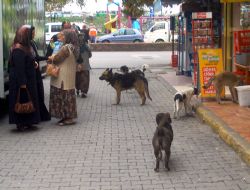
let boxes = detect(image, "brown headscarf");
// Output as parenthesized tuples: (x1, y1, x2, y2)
(62, 29, 80, 59)
(12, 25, 32, 54)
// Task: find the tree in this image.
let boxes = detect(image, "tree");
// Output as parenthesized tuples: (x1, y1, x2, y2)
(122, 0, 154, 19)
(45, 0, 86, 12)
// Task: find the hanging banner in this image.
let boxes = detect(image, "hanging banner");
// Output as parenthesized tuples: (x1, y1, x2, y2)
(220, 0, 249, 2)
(198, 49, 224, 98)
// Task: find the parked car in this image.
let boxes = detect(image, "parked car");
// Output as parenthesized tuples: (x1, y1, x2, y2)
(144, 21, 178, 43)
(96, 28, 144, 43)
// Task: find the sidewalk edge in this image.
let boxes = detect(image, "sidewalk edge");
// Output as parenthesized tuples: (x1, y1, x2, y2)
(196, 106, 250, 166)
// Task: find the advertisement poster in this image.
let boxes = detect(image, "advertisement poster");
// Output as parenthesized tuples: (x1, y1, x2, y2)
(198, 48, 224, 98)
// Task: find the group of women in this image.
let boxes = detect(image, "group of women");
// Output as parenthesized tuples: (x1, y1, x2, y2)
(8, 24, 91, 131)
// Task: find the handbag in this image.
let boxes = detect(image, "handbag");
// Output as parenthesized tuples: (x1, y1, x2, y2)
(14, 88, 35, 114)
(46, 63, 60, 77)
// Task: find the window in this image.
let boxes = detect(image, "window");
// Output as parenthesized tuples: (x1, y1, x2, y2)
(51, 25, 61, 32)
(126, 29, 136, 35)
(118, 28, 125, 35)
(151, 23, 165, 32)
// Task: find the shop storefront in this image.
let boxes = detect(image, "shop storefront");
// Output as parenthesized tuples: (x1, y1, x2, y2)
(221, 0, 250, 84)
(177, 0, 222, 88)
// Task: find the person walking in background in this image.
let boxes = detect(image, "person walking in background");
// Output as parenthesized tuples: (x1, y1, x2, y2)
(8, 25, 41, 131)
(81, 24, 90, 44)
(89, 25, 97, 43)
(30, 26, 51, 122)
(47, 29, 79, 126)
(76, 33, 92, 98)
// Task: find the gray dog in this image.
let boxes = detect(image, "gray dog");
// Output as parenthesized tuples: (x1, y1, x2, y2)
(152, 112, 173, 172)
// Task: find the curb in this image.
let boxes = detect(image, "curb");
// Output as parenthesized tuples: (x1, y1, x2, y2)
(196, 106, 250, 166)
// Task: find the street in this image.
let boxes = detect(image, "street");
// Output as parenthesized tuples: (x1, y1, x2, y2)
(0, 52, 249, 190)
(90, 51, 172, 69)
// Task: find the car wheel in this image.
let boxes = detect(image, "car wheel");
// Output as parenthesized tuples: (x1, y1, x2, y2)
(102, 40, 110, 43)
(155, 39, 164, 43)
(133, 40, 141, 43)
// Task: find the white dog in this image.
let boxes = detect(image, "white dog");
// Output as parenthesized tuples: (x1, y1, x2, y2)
(173, 88, 198, 119)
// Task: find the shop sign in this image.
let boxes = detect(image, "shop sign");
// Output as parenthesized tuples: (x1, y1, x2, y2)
(192, 12, 212, 19)
(220, 0, 249, 2)
(198, 49, 224, 98)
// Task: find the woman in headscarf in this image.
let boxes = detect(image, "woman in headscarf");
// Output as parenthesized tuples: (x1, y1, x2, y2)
(47, 29, 79, 126)
(75, 33, 92, 98)
(30, 26, 51, 121)
(8, 25, 41, 131)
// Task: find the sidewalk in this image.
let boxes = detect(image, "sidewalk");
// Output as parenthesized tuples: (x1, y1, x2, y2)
(150, 64, 250, 166)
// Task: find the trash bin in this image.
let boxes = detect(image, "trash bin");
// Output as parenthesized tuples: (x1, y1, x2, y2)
(172, 54, 178, 67)
(236, 85, 250, 106)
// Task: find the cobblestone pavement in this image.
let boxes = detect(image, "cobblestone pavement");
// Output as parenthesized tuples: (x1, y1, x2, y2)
(0, 69, 249, 190)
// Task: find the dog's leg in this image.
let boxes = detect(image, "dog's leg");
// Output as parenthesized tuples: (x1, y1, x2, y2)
(154, 149, 160, 172)
(215, 85, 222, 104)
(173, 102, 177, 119)
(164, 149, 171, 171)
(116, 90, 121, 105)
(176, 100, 181, 119)
(230, 86, 238, 103)
(184, 101, 187, 115)
(136, 88, 146, 105)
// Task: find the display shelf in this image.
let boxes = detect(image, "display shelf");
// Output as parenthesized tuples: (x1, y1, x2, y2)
(233, 30, 250, 85)
(191, 12, 213, 86)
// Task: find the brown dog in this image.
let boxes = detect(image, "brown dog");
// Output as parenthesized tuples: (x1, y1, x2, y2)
(99, 68, 152, 105)
(152, 112, 173, 172)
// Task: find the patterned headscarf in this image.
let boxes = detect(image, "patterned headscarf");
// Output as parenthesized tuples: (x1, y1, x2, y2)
(62, 29, 80, 59)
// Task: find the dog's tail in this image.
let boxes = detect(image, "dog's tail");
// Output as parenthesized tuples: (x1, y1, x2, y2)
(202, 76, 215, 89)
(143, 78, 152, 101)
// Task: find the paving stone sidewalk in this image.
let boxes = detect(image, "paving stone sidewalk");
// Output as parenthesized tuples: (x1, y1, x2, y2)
(0, 69, 249, 190)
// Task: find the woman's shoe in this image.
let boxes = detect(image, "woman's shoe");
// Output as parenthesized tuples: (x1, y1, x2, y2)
(16, 124, 25, 131)
(81, 93, 87, 98)
(62, 119, 76, 125)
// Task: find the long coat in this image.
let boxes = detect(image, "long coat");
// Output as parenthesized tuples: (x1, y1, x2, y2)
(31, 40, 51, 121)
(8, 48, 41, 125)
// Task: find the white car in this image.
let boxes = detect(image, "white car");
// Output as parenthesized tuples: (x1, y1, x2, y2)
(45, 22, 62, 44)
(144, 21, 178, 43)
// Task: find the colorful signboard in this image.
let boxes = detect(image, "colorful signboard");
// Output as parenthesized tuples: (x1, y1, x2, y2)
(198, 49, 224, 98)
(192, 12, 212, 19)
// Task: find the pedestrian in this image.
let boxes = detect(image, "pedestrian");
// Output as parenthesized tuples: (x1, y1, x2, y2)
(47, 29, 79, 126)
(81, 24, 90, 44)
(89, 25, 97, 43)
(30, 25, 51, 122)
(8, 25, 41, 131)
(76, 33, 92, 98)
(46, 21, 71, 57)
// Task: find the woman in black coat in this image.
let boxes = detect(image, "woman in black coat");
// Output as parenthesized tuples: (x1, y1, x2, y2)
(30, 26, 51, 122)
(8, 25, 41, 131)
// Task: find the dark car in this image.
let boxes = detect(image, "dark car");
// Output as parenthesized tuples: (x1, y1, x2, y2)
(96, 28, 144, 43)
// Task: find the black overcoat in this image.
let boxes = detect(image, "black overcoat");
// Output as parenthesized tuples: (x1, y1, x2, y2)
(31, 41, 51, 121)
(8, 48, 41, 125)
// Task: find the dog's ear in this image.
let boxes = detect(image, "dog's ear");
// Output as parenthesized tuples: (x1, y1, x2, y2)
(156, 113, 164, 125)
(105, 68, 109, 71)
(109, 68, 113, 73)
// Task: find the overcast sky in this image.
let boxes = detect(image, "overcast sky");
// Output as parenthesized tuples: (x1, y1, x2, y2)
(63, 0, 122, 14)
(62, 0, 179, 15)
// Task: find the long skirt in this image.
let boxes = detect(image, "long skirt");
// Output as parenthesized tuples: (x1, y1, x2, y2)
(49, 86, 77, 119)
(75, 70, 90, 94)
